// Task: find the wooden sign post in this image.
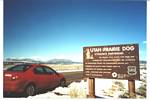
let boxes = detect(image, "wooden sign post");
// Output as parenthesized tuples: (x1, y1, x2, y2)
(88, 78, 95, 98)
(128, 80, 136, 98)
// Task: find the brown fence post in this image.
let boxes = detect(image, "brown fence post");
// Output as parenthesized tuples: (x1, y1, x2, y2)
(128, 80, 136, 98)
(88, 78, 95, 98)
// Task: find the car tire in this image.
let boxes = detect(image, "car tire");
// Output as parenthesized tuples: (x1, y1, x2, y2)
(60, 79, 66, 87)
(25, 84, 35, 96)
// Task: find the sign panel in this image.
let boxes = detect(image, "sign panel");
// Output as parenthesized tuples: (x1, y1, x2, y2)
(83, 44, 140, 80)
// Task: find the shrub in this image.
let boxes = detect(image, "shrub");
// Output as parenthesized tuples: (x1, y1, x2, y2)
(136, 83, 146, 97)
(68, 81, 87, 98)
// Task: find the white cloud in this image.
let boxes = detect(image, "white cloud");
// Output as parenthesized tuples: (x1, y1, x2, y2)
(143, 40, 147, 44)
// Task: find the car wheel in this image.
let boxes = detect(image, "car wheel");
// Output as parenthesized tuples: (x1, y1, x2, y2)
(60, 79, 66, 87)
(25, 84, 35, 96)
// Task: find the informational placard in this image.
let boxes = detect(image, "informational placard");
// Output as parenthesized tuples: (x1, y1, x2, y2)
(83, 44, 140, 80)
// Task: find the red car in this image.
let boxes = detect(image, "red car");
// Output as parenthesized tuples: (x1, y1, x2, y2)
(4, 64, 66, 96)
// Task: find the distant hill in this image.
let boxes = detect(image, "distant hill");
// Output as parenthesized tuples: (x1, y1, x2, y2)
(46, 59, 82, 64)
(140, 61, 146, 64)
(4, 58, 82, 64)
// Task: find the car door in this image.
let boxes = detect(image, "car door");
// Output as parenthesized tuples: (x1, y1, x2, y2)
(43, 66, 60, 88)
(33, 66, 49, 90)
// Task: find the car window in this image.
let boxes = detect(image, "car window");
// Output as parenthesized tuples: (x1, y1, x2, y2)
(43, 67, 56, 74)
(34, 67, 45, 74)
(7, 64, 31, 72)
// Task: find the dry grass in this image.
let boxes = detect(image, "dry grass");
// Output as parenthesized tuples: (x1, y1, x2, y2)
(44, 64, 83, 71)
(68, 81, 87, 98)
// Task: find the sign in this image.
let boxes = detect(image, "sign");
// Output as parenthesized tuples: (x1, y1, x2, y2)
(83, 44, 140, 80)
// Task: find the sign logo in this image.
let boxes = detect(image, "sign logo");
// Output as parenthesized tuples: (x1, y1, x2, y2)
(85, 48, 93, 59)
(127, 66, 137, 76)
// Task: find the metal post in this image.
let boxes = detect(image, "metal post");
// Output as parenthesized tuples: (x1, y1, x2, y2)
(88, 78, 95, 98)
(128, 80, 136, 98)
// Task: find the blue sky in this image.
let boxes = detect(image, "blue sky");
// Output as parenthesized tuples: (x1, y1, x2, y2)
(4, 0, 146, 61)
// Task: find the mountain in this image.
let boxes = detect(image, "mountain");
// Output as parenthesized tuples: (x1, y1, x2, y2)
(46, 59, 76, 64)
(4, 58, 82, 64)
(140, 61, 146, 64)
(5, 58, 41, 63)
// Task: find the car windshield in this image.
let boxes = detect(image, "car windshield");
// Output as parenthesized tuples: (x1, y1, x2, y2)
(7, 64, 31, 72)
